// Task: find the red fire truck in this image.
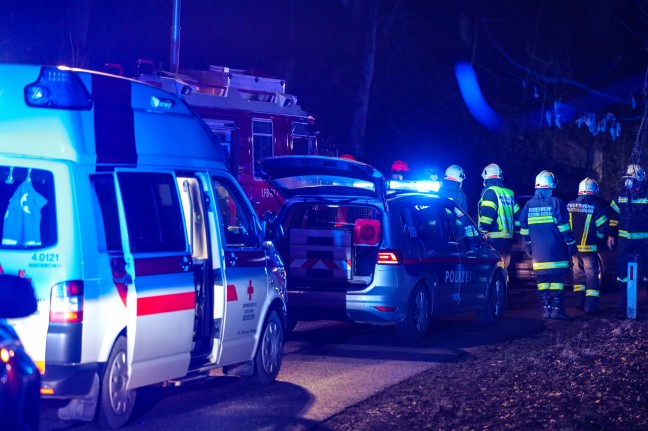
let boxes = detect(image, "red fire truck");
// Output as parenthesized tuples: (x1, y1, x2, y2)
(135, 60, 318, 216)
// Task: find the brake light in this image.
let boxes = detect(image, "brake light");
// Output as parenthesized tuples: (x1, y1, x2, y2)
(50, 281, 84, 323)
(377, 250, 404, 265)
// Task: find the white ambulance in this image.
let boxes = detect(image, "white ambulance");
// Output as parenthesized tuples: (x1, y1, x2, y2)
(0, 64, 287, 428)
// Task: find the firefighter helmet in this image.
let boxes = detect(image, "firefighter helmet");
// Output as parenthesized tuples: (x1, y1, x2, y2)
(390, 160, 409, 173)
(444, 165, 465, 183)
(340, 154, 356, 161)
(578, 177, 599, 195)
(481, 163, 502, 180)
(535, 170, 556, 189)
(622, 164, 646, 182)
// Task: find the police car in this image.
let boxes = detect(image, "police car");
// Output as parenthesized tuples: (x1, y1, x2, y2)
(259, 156, 507, 340)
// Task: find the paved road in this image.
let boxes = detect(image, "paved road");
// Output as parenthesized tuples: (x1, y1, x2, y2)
(39, 285, 609, 430)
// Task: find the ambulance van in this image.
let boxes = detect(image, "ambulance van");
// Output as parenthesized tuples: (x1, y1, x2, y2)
(0, 64, 287, 428)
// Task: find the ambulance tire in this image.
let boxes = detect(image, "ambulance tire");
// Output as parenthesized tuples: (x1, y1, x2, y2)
(396, 283, 432, 342)
(248, 310, 284, 385)
(478, 272, 506, 324)
(99, 336, 137, 429)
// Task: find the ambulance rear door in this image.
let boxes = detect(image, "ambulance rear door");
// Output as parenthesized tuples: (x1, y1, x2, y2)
(99, 170, 195, 389)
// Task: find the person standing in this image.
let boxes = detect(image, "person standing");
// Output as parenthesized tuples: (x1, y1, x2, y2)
(390, 160, 409, 180)
(520, 170, 577, 319)
(477, 163, 520, 269)
(439, 164, 468, 213)
(607, 164, 648, 310)
(567, 178, 608, 314)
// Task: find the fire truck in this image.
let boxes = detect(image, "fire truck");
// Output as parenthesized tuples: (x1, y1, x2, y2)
(135, 60, 318, 216)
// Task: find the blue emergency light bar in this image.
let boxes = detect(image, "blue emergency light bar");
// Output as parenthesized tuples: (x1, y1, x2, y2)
(387, 179, 441, 193)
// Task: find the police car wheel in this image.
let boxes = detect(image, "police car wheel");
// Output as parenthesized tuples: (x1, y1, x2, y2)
(99, 336, 137, 429)
(248, 311, 284, 385)
(478, 273, 506, 324)
(396, 283, 432, 341)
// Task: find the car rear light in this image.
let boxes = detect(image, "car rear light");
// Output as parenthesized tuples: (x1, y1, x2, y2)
(50, 281, 84, 323)
(377, 249, 404, 265)
(353, 219, 381, 246)
(373, 306, 397, 312)
(24, 66, 93, 110)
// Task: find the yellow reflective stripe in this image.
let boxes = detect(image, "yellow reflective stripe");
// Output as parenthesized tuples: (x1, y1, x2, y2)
(533, 261, 570, 270)
(610, 200, 621, 212)
(490, 232, 513, 239)
(479, 216, 494, 224)
(577, 245, 597, 252)
(529, 216, 554, 224)
(557, 223, 571, 232)
(609, 220, 618, 227)
(538, 282, 551, 291)
(617, 198, 627, 204)
(633, 199, 648, 204)
(619, 231, 648, 239)
(573, 284, 585, 292)
(520, 228, 529, 235)
(549, 283, 564, 291)
(481, 200, 497, 209)
(579, 214, 592, 247)
(586, 289, 600, 297)
(617, 276, 627, 282)
(595, 215, 607, 227)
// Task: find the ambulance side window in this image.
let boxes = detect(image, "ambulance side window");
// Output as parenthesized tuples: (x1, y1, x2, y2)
(91, 175, 122, 252)
(118, 173, 186, 253)
(212, 178, 257, 248)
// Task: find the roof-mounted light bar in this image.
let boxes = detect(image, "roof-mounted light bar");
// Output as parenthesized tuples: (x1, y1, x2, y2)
(24, 66, 93, 110)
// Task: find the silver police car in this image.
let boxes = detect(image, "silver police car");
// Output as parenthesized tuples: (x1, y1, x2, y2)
(259, 156, 507, 340)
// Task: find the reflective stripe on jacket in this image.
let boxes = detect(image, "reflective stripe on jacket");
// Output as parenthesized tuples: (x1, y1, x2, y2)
(608, 186, 648, 240)
(519, 189, 576, 275)
(478, 185, 520, 239)
(567, 195, 608, 253)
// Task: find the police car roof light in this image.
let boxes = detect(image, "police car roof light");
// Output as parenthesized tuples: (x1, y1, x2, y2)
(24, 66, 93, 110)
(388, 179, 441, 193)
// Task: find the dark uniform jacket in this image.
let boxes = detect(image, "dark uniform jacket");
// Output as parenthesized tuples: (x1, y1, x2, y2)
(439, 180, 468, 214)
(520, 189, 576, 275)
(567, 195, 608, 253)
(608, 184, 648, 241)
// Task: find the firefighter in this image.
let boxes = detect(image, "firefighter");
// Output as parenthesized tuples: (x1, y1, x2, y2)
(567, 178, 608, 314)
(520, 170, 577, 319)
(390, 160, 409, 180)
(439, 164, 468, 213)
(607, 164, 648, 310)
(477, 163, 520, 269)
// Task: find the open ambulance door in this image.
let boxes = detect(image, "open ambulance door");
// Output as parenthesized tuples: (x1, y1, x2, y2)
(112, 170, 195, 389)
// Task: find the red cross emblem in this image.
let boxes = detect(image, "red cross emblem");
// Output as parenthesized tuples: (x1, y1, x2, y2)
(247, 280, 254, 301)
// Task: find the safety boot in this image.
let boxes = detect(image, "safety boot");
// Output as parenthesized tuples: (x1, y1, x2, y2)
(584, 296, 599, 314)
(551, 296, 572, 320)
(541, 296, 552, 319)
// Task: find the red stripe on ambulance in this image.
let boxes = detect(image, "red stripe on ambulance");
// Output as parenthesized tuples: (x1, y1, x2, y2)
(227, 284, 238, 302)
(137, 291, 195, 316)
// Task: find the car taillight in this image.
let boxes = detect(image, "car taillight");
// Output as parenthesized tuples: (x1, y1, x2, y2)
(377, 250, 404, 265)
(50, 281, 84, 323)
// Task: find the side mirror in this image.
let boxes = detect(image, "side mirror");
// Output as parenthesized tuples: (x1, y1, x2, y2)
(0, 275, 37, 318)
(262, 211, 283, 242)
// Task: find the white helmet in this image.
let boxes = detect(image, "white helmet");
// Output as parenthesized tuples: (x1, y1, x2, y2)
(623, 164, 645, 182)
(481, 163, 502, 180)
(578, 177, 599, 195)
(535, 170, 556, 189)
(444, 165, 465, 183)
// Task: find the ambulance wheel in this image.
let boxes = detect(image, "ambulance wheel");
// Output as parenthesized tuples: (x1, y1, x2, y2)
(478, 272, 506, 324)
(99, 336, 137, 429)
(396, 283, 431, 341)
(248, 310, 284, 385)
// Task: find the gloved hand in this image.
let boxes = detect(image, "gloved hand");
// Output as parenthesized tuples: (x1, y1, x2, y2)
(568, 243, 578, 256)
(524, 241, 532, 257)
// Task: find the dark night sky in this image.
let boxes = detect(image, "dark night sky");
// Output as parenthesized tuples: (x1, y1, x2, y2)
(1, 0, 647, 204)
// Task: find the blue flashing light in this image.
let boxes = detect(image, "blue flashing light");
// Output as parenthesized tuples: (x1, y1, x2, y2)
(24, 66, 92, 110)
(388, 179, 441, 193)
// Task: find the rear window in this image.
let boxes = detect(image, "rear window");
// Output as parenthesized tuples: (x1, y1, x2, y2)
(273, 175, 375, 194)
(0, 166, 57, 249)
(285, 204, 380, 229)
